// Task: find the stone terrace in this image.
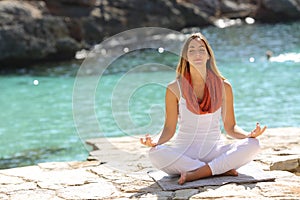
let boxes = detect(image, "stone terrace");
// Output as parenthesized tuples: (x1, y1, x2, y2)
(0, 127, 299, 199)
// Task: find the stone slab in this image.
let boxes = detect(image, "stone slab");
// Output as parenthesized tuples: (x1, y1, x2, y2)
(148, 162, 275, 191)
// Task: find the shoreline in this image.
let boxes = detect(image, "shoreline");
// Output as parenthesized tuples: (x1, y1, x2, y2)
(0, 127, 299, 199)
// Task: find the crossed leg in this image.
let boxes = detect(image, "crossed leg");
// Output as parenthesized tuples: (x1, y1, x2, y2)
(178, 138, 259, 185)
(149, 138, 259, 185)
(178, 165, 238, 185)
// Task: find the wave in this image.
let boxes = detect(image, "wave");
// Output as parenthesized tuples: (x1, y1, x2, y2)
(269, 52, 300, 63)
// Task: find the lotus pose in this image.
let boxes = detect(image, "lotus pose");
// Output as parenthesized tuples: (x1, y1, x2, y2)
(140, 32, 266, 185)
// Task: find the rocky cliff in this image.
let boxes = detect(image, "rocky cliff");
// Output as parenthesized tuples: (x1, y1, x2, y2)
(0, 0, 300, 68)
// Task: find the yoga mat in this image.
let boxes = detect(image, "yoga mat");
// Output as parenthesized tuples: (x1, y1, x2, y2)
(148, 162, 275, 191)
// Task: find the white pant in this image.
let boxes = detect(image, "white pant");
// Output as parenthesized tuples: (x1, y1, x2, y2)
(149, 138, 260, 175)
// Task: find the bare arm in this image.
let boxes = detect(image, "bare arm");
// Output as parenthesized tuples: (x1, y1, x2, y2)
(222, 80, 266, 139)
(140, 82, 179, 147)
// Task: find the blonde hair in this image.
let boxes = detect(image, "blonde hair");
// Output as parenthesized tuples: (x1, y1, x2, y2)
(176, 33, 225, 80)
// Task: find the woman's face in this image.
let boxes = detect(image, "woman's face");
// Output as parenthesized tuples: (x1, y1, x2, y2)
(186, 38, 210, 68)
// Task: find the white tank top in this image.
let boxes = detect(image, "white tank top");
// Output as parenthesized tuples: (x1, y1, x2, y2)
(173, 80, 223, 159)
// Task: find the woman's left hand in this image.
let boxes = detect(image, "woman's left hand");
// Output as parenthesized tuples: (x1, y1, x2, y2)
(248, 122, 267, 138)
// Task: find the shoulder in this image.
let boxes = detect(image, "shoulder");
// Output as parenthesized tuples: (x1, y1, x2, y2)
(167, 80, 178, 90)
(223, 79, 234, 97)
(166, 80, 180, 101)
(223, 79, 233, 90)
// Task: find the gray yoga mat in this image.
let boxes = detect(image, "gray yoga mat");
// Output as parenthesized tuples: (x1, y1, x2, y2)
(148, 162, 275, 191)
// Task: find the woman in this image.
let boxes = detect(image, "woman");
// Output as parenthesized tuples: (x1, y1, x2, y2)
(140, 32, 266, 185)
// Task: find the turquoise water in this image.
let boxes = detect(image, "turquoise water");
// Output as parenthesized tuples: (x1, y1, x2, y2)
(1, 22, 299, 169)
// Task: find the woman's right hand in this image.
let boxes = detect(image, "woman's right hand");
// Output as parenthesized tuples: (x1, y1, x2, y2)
(140, 134, 157, 147)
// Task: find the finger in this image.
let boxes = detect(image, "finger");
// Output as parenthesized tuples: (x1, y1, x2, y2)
(146, 135, 152, 140)
(256, 126, 261, 133)
(140, 138, 146, 145)
(252, 123, 259, 133)
(146, 138, 151, 143)
(255, 122, 262, 131)
(253, 125, 267, 137)
(146, 137, 151, 142)
(261, 126, 267, 134)
(256, 122, 260, 129)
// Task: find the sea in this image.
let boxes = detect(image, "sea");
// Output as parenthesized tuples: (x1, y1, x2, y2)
(1, 21, 299, 169)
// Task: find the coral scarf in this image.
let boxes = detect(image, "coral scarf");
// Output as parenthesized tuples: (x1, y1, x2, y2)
(181, 69, 223, 114)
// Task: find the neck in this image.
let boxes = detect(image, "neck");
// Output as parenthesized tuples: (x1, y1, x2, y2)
(190, 65, 207, 84)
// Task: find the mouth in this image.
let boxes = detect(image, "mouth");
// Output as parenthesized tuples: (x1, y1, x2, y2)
(194, 59, 202, 62)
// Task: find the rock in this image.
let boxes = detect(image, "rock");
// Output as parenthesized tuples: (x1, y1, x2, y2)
(270, 156, 300, 172)
(257, 127, 300, 174)
(256, 0, 300, 22)
(48, 0, 97, 7)
(0, 0, 300, 67)
(0, 0, 82, 67)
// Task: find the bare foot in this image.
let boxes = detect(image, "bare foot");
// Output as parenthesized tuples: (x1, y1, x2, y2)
(177, 165, 213, 185)
(178, 172, 186, 185)
(221, 169, 238, 176)
(178, 169, 238, 185)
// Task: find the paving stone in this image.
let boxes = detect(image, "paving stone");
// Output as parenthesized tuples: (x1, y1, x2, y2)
(38, 162, 71, 170)
(9, 189, 63, 200)
(190, 183, 262, 199)
(0, 182, 37, 193)
(174, 189, 199, 199)
(35, 168, 100, 189)
(0, 165, 42, 180)
(56, 181, 118, 199)
(67, 160, 102, 169)
(0, 193, 9, 200)
(0, 173, 24, 184)
(138, 193, 170, 200)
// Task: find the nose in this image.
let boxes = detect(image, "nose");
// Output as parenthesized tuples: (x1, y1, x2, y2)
(194, 51, 203, 57)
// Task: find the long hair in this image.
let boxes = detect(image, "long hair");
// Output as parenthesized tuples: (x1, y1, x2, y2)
(176, 33, 225, 80)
